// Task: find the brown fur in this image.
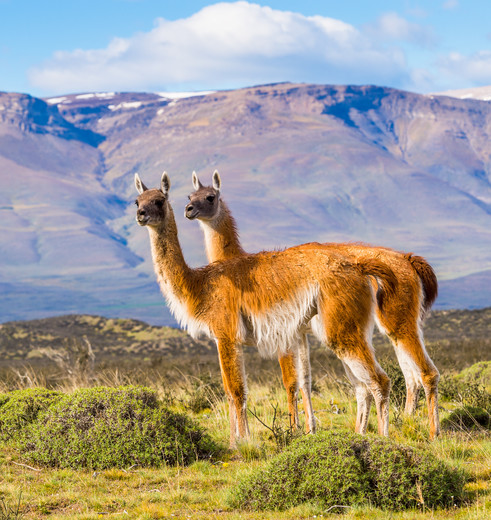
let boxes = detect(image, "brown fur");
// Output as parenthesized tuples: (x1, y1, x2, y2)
(137, 173, 392, 446)
(187, 185, 396, 434)
(186, 173, 441, 439)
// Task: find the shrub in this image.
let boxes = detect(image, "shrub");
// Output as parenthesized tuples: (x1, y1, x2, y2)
(441, 406, 491, 432)
(438, 374, 460, 402)
(0, 388, 61, 442)
(456, 361, 491, 391)
(439, 370, 491, 413)
(16, 386, 218, 469)
(439, 361, 491, 413)
(228, 431, 466, 511)
(182, 374, 225, 413)
(380, 357, 407, 411)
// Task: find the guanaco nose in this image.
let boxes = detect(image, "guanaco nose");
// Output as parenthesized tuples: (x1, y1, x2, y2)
(185, 203, 194, 215)
(137, 208, 146, 217)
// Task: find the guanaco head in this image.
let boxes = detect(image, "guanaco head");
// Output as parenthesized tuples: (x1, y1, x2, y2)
(185, 170, 221, 222)
(134, 172, 171, 227)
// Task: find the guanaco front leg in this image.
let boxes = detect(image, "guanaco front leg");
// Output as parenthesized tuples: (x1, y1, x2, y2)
(278, 352, 299, 429)
(215, 338, 250, 447)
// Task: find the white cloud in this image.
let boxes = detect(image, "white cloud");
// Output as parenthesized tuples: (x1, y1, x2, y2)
(442, 0, 459, 10)
(438, 51, 491, 86)
(365, 12, 436, 47)
(29, 1, 411, 95)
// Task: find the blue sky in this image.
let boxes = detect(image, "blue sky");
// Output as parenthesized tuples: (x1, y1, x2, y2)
(1, 0, 491, 97)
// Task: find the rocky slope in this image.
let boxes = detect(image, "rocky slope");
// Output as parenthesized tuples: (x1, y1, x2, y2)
(1, 83, 490, 325)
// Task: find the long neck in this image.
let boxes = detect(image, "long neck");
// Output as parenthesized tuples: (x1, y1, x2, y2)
(147, 205, 198, 306)
(199, 200, 246, 262)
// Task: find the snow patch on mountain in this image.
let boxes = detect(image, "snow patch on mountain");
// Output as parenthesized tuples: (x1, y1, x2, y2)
(108, 101, 142, 111)
(157, 91, 215, 100)
(432, 85, 491, 101)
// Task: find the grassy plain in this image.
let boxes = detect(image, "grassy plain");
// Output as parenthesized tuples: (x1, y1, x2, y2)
(0, 309, 490, 519)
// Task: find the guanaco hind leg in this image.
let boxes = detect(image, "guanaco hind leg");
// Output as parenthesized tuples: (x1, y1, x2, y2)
(341, 356, 390, 436)
(392, 334, 440, 439)
(375, 281, 440, 439)
(314, 288, 390, 437)
(342, 361, 373, 434)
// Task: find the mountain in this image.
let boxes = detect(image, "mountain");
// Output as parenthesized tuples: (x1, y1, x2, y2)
(1, 83, 490, 326)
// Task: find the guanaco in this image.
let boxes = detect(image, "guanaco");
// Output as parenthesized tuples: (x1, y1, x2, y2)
(185, 171, 440, 439)
(135, 172, 396, 446)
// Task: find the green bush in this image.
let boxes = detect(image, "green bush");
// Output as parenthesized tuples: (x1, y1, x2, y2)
(439, 361, 491, 408)
(441, 406, 491, 432)
(439, 368, 491, 413)
(380, 357, 407, 410)
(456, 361, 491, 391)
(14, 386, 218, 469)
(228, 431, 466, 511)
(0, 388, 61, 442)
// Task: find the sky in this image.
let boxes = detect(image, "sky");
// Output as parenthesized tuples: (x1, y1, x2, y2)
(1, 0, 491, 97)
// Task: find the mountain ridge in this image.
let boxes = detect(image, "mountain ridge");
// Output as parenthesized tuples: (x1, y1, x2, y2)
(1, 309, 489, 376)
(1, 83, 490, 325)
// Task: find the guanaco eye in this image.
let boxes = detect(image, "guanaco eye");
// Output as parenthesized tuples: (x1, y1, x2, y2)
(155, 199, 164, 208)
(206, 195, 215, 203)
(134, 200, 139, 206)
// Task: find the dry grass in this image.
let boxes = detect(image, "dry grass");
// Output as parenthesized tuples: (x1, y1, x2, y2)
(0, 370, 489, 520)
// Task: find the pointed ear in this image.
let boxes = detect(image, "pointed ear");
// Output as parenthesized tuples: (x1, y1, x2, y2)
(135, 173, 147, 194)
(212, 170, 221, 192)
(161, 172, 171, 196)
(192, 171, 202, 191)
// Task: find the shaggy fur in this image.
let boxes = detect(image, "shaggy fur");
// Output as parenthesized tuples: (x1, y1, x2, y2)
(185, 171, 441, 439)
(136, 173, 396, 446)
